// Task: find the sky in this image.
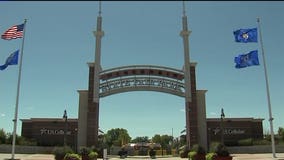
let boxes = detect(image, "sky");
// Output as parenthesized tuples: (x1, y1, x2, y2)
(0, 1, 284, 139)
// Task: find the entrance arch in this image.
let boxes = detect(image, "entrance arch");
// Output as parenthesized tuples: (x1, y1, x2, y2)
(77, 62, 207, 150)
(77, 2, 207, 151)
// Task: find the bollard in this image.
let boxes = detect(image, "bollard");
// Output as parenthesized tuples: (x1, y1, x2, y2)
(103, 148, 107, 160)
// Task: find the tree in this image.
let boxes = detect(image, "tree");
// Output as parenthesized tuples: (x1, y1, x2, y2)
(105, 128, 131, 147)
(151, 134, 161, 144)
(0, 128, 36, 145)
(131, 136, 150, 143)
(0, 128, 7, 144)
(151, 134, 173, 155)
(6, 133, 23, 145)
(278, 127, 284, 141)
(160, 135, 173, 147)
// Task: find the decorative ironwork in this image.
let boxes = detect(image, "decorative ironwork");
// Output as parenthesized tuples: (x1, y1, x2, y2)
(98, 65, 186, 97)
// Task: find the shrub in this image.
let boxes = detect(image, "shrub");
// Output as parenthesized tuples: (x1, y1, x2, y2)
(238, 138, 253, 146)
(208, 142, 219, 153)
(88, 151, 98, 160)
(52, 146, 73, 160)
(188, 151, 197, 160)
(79, 146, 91, 156)
(191, 144, 206, 155)
(179, 145, 190, 158)
(189, 145, 206, 160)
(64, 153, 80, 160)
(206, 153, 216, 160)
(253, 139, 271, 145)
(215, 144, 230, 157)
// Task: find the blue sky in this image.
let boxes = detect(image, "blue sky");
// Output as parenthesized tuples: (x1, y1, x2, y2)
(0, 1, 283, 139)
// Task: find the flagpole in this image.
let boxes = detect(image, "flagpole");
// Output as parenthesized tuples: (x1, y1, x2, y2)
(11, 19, 27, 160)
(257, 18, 276, 158)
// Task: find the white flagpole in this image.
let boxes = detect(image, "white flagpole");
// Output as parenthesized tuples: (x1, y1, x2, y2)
(11, 19, 27, 160)
(257, 17, 276, 158)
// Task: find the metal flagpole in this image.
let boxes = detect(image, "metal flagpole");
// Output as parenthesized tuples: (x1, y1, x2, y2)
(11, 19, 27, 160)
(257, 17, 276, 158)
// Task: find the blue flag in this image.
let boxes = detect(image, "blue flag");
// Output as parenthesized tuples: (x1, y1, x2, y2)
(233, 28, 257, 43)
(0, 50, 19, 70)
(234, 50, 259, 69)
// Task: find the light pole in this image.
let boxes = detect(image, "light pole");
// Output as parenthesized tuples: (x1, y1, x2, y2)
(63, 109, 68, 146)
(74, 128, 77, 152)
(207, 128, 211, 150)
(220, 108, 225, 145)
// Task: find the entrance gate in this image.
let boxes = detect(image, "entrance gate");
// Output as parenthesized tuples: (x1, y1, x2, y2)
(77, 3, 207, 150)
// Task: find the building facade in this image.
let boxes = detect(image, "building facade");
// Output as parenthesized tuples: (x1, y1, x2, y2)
(207, 118, 264, 146)
(21, 118, 78, 147)
(21, 117, 263, 147)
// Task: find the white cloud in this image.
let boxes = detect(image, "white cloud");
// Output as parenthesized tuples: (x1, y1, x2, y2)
(0, 113, 5, 117)
(180, 109, 185, 112)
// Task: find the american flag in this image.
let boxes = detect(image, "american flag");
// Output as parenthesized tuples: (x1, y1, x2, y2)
(1, 23, 25, 40)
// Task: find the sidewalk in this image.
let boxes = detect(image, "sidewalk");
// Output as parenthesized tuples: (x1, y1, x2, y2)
(0, 153, 53, 160)
(231, 153, 284, 160)
(1, 153, 284, 160)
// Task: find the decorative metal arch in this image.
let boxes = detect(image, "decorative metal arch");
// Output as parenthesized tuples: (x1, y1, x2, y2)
(98, 65, 186, 97)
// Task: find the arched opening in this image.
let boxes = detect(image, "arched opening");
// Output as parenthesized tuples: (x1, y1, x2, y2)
(100, 91, 185, 138)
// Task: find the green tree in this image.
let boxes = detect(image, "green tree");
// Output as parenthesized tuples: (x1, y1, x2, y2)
(278, 127, 284, 141)
(152, 134, 161, 144)
(131, 136, 150, 143)
(152, 134, 173, 155)
(6, 133, 22, 145)
(105, 128, 131, 147)
(0, 128, 7, 144)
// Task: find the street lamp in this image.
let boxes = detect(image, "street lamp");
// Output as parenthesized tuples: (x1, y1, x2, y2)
(74, 128, 78, 152)
(207, 128, 211, 150)
(220, 108, 225, 145)
(63, 109, 68, 146)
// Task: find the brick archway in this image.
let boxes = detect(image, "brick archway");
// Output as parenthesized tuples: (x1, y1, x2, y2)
(77, 62, 207, 149)
(77, 2, 207, 150)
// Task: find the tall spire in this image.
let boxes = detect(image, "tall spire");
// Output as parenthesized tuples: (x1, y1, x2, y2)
(180, 1, 191, 102)
(99, 1, 102, 16)
(182, 1, 188, 31)
(180, 1, 192, 148)
(93, 1, 104, 102)
(182, 1, 186, 17)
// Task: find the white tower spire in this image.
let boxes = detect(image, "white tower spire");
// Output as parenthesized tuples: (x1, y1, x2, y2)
(93, 1, 104, 103)
(182, 1, 186, 17)
(180, 1, 192, 102)
(180, 1, 192, 148)
(99, 1, 102, 16)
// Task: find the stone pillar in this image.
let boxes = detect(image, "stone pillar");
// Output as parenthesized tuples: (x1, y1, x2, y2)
(197, 90, 208, 151)
(77, 90, 88, 149)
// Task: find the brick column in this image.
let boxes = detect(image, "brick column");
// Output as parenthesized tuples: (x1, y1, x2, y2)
(186, 65, 198, 146)
(87, 65, 99, 146)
